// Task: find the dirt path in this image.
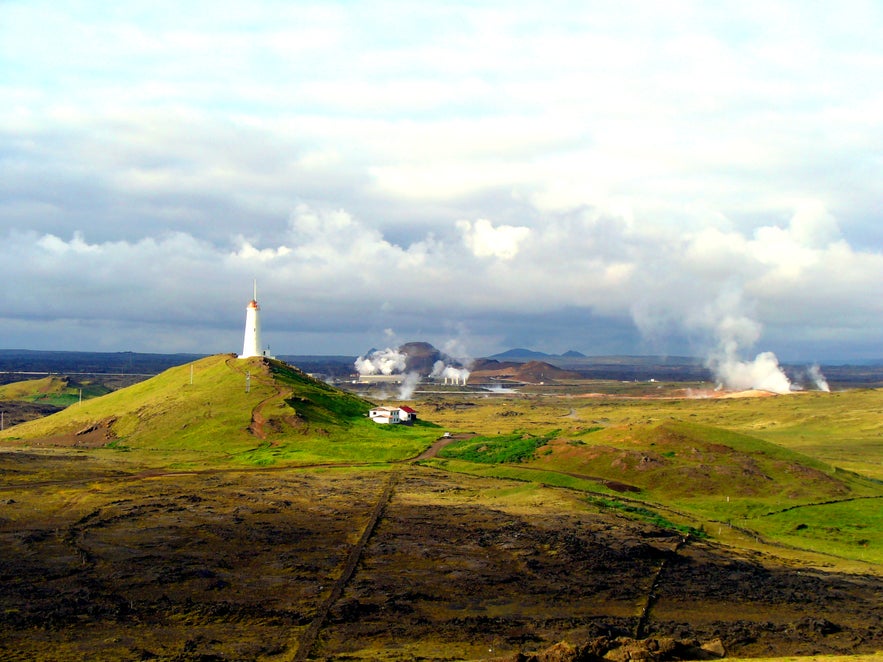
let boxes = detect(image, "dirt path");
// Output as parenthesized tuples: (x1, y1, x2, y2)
(224, 357, 292, 440)
(633, 536, 689, 639)
(248, 385, 292, 440)
(280, 469, 403, 662)
(412, 435, 462, 461)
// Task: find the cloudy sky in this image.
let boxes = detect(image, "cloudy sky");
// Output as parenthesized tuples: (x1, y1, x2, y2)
(1, 0, 881, 362)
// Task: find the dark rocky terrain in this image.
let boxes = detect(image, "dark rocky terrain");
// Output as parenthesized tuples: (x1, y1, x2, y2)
(1, 453, 880, 661)
(0, 400, 63, 427)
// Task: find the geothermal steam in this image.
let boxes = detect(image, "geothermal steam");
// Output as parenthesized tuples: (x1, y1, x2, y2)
(354, 348, 407, 375)
(354, 346, 471, 399)
(710, 350, 792, 394)
(704, 309, 793, 394)
(430, 360, 470, 385)
(806, 364, 831, 392)
(398, 372, 420, 400)
(703, 307, 828, 394)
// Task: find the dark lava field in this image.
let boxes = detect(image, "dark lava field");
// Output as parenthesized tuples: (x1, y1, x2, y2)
(1, 452, 882, 661)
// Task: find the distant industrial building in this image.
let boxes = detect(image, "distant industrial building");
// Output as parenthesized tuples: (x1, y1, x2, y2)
(358, 374, 406, 384)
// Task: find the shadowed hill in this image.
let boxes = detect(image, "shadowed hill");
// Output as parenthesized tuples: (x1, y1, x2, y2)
(1, 355, 375, 453)
(0, 376, 113, 426)
(471, 359, 583, 383)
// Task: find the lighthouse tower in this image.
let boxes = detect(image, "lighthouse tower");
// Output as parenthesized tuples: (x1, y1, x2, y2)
(239, 281, 262, 359)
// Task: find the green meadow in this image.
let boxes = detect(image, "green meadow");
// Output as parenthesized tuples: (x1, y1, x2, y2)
(424, 387, 883, 568)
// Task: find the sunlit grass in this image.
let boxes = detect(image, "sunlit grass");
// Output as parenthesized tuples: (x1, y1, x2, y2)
(421, 387, 883, 567)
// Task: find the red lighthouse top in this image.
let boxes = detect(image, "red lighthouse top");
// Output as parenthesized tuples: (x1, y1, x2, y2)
(247, 280, 259, 309)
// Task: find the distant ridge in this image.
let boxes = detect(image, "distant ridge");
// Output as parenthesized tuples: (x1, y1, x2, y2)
(470, 359, 582, 384)
(490, 348, 550, 359)
(0, 349, 204, 375)
(489, 348, 588, 360)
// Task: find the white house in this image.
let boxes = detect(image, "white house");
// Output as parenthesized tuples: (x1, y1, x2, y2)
(369, 406, 401, 424)
(368, 406, 418, 425)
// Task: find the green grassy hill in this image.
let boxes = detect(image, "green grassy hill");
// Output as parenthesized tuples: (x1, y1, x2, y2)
(426, 391, 883, 565)
(1, 355, 439, 465)
(0, 376, 68, 400)
(0, 375, 110, 407)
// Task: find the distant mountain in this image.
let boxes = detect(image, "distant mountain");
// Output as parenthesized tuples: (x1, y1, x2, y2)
(490, 348, 551, 359)
(471, 360, 582, 384)
(490, 348, 589, 360)
(355, 342, 468, 376)
(398, 341, 446, 374)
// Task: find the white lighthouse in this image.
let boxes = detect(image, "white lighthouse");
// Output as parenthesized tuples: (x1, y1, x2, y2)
(239, 281, 263, 359)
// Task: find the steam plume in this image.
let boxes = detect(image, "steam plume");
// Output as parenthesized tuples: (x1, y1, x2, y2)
(702, 300, 792, 394)
(709, 350, 791, 394)
(398, 372, 420, 399)
(807, 364, 831, 392)
(430, 359, 470, 385)
(354, 348, 407, 375)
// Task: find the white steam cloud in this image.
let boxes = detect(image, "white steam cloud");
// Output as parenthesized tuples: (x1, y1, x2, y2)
(710, 350, 792, 394)
(398, 372, 421, 400)
(807, 364, 831, 392)
(696, 296, 833, 394)
(354, 348, 407, 375)
(430, 360, 471, 385)
(699, 296, 793, 394)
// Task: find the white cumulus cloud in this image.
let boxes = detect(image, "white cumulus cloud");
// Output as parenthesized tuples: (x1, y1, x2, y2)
(457, 219, 530, 260)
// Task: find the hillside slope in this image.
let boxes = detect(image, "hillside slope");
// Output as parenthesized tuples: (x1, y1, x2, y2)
(1, 355, 373, 453)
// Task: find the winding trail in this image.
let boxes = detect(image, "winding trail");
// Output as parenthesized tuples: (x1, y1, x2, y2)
(224, 357, 293, 440)
(633, 536, 690, 639)
(282, 469, 403, 662)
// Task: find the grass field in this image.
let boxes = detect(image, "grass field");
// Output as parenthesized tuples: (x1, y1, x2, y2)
(423, 387, 883, 569)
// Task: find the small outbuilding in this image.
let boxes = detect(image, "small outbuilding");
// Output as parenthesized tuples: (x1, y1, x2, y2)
(398, 406, 418, 423)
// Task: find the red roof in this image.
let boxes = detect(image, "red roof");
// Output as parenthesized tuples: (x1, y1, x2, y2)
(399, 406, 417, 413)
